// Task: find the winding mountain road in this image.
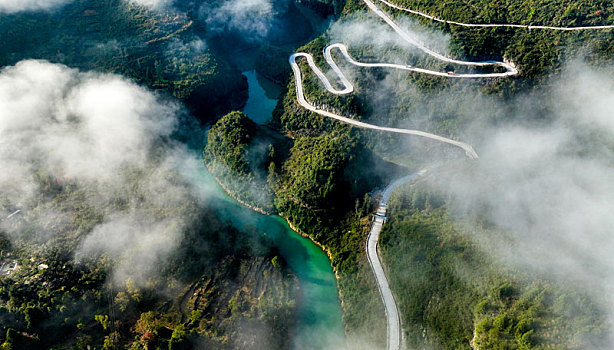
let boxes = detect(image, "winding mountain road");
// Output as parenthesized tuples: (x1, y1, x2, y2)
(289, 0, 523, 159)
(289, 1, 613, 349)
(376, 0, 614, 31)
(290, 0, 613, 159)
(289, 52, 480, 158)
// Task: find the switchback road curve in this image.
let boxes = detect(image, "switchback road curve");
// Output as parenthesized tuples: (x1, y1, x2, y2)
(289, 0, 522, 159)
(290, 1, 613, 349)
(289, 51, 480, 159)
(290, 1, 499, 348)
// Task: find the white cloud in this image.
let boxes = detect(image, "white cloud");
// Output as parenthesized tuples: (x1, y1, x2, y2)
(201, 0, 275, 39)
(0, 0, 173, 14)
(126, 0, 173, 10)
(0, 60, 202, 285)
(419, 63, 614, 335)
(0, 0, 71, 13)
(329, 13, 451, 59)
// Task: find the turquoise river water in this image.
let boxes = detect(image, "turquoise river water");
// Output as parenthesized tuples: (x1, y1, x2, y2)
(195, 170, 345, 349)
(189, 70, 345, 349)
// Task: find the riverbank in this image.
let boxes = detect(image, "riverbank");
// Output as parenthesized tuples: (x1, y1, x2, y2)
(210, 174, 273, 216)
(212, 162, 375, 343)
(284, 216, 342, 280)
(202, 168, 346, 349)
(210, 170, 344, 295)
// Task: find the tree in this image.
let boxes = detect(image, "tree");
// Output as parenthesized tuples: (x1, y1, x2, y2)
(95, 314, 109, 331)
(168, 324, 187, 350)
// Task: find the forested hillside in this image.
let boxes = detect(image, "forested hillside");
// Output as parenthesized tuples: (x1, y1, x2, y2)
(204, 0, 614, 349)
(381, 180, 609, 349)
(368, 0, 614, 80)
(204, 111, 284, 213)
(0, 49, 299, 348)
(389, 0, 614, 27)
(0, 146, 298, 350)
(0, 0, 248, 120)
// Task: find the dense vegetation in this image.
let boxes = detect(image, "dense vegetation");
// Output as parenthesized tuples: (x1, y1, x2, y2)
(0, 0, 248, 121)
(204, 0, 614, 348)
(0, 1, 344, 349)
(363, 0, 614, 81)
(0, 233, 297, 350)
(271, 128, 395, 348)
(2, 0, 610, 347)
(204, 112, 268, 210)
(389, 0, 614, 27)
(0, 145, 298, 349)
(380, 180, 610, 349)
(298, 0, 347, 16)
(205, 113, 400, 348)
(204, 111, 295, 213)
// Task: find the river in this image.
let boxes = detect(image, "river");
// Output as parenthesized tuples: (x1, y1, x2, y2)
(241, 70, 282, 124)
(239, 69, 345, 349)
(191, 1, 344, 347)
(185, 149, 344, 349)
(185, 52, 345, 350)
(191, 167, 345, 349)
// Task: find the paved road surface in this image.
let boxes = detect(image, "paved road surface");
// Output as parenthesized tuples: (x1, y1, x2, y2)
(289, 0, 523, 159)
(289, 52, 480, 159)
(5, 210, 20, 220)
(376, 0, 614, 31)
(367, 170, 426, 350)
(289, 1, 612, 349)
